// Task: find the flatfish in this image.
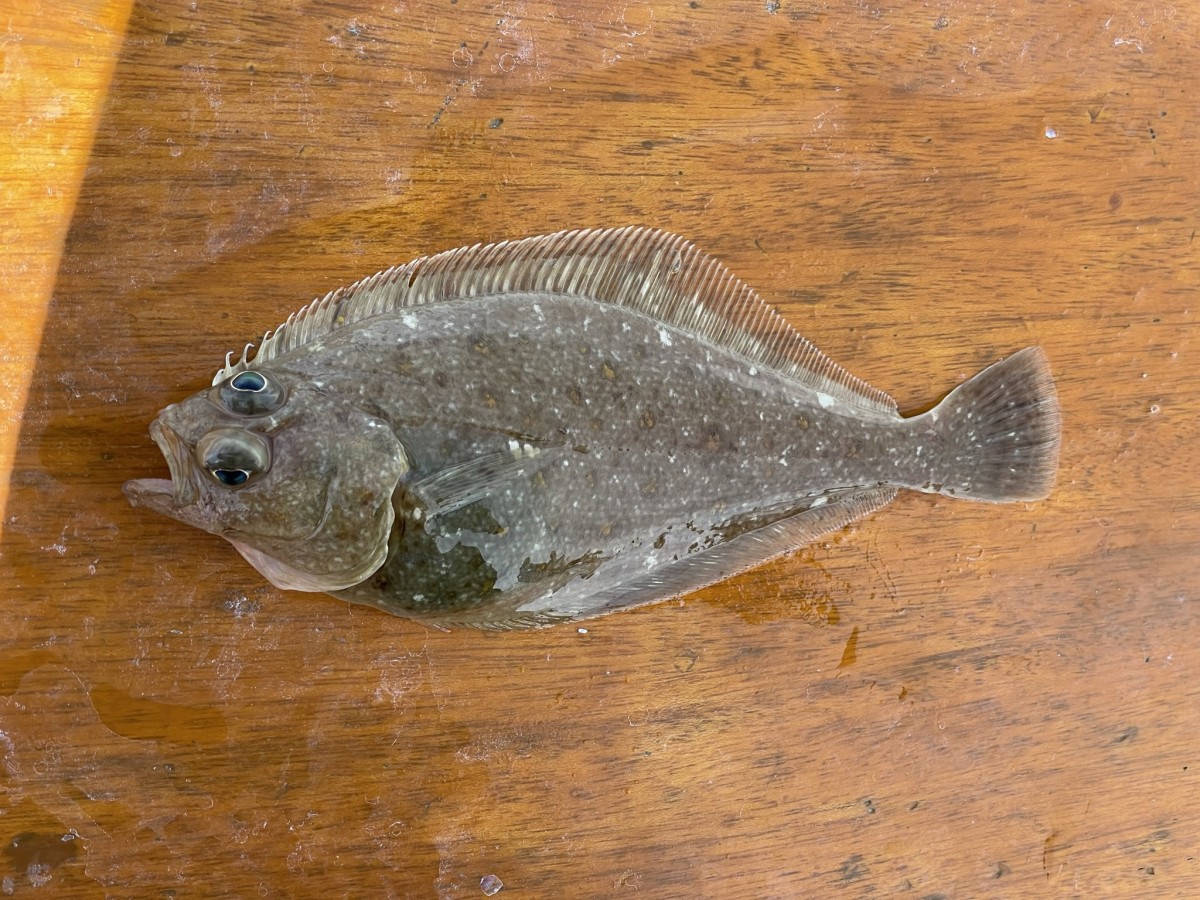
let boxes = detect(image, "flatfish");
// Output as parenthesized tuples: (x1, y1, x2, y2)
(124, 227, 1061, 628)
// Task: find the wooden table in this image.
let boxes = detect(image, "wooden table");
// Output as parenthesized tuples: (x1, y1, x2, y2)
(3, 1, 1197, 896)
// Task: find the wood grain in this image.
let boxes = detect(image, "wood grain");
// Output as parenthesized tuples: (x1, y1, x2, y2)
(3, 1, 1197, 896)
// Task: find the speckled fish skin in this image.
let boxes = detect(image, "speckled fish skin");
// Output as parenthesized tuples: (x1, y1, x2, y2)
(124, 227, 1061, 629)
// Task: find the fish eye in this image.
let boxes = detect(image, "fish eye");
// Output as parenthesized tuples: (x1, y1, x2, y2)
(231, 371, 267, 392)
(196, 428, 271, 488)
(214, 370, 285, 416)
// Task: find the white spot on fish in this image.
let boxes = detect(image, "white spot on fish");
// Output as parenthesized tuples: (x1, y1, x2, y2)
(816, 392, 835, 409)
(658, 327, 673, 347)
(508, 440, 540, 459)
(401, 313, 418, 328)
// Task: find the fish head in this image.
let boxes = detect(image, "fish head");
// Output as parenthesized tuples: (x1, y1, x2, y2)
(124, 367, 409, 593)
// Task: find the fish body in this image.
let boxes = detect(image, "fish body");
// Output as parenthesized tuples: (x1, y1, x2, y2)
(124, 228, 1061, 628)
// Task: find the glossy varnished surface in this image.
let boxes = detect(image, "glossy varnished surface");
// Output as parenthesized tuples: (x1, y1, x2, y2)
(2, 1, 1198, 895)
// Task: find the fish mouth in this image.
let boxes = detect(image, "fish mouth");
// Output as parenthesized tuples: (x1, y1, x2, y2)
(123, 419, 199, 512)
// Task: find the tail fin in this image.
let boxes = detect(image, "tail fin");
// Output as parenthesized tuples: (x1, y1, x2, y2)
(918, 347, 1061, 503)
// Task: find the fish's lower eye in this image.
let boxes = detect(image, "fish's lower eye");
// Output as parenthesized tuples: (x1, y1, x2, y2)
(197, 428, 271, 485)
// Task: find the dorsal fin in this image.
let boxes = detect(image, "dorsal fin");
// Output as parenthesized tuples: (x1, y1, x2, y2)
(213, 227, 897, 417)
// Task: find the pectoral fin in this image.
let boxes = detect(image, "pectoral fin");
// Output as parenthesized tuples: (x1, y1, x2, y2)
(410, 441, 568, 519)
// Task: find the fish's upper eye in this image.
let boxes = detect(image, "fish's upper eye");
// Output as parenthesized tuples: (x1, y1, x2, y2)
(231, 371, 266, 392)
(196, 428, 271, 488)
(214, 370, 285, 416)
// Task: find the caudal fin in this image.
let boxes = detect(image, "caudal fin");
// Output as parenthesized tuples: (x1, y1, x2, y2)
(920, 347, 1061, 503)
